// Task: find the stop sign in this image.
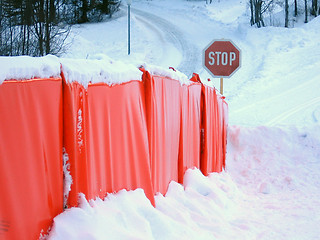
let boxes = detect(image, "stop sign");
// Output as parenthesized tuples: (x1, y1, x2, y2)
(203, 39, 241, 78)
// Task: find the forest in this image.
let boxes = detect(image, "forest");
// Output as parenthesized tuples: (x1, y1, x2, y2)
(0, 0, 120, 56)
(248, 0, 319, 27)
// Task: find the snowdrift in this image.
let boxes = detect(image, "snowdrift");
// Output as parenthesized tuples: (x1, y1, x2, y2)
(47, 125, 320, 240)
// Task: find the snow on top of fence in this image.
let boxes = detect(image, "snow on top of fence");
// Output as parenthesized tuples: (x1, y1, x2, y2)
(60, 55, 143, 88)
(140, 63, 191, 86)
(0, 55, 61, 85)
(0, 54, 193, 87)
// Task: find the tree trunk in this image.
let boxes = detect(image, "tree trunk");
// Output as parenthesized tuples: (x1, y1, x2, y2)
(50, 0, 56, 22)
(45, 0, 50, 54)
(38, 0, 45, 55)
(294, 0, 298, 17)
(80, 0, 89, 23)
(285, 0, 289, 27)
(305, 0, 308, 23)
(255, 0, 263, 27)
(250, 0, 254, 25)
(312, 0, 318, 16)
(0, 0, 2, 47)
(25, 0, 32, 55)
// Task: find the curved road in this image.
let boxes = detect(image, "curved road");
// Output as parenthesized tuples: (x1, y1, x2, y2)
(131, 8, 199, 77)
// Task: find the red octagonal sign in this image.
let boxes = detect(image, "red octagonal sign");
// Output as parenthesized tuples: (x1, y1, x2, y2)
(203, 39, 241, 78)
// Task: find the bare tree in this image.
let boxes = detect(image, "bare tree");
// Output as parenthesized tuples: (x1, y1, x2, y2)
(0, 0, 70, 56)
(250, 0, 268, 27)
(250, 0, 255, 25)
(294, 0, 298, 16)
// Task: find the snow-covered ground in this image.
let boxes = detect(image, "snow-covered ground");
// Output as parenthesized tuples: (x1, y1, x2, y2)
(46, 0, 320, 239)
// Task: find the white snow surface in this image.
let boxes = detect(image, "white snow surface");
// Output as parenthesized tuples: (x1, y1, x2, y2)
(1, 0, 319, 239)
(0, 55, 61, 84)
(0, 54, 192, 87)
(48, 125, 320, 240)
(60, 55, 143, 87)
(141, 62, 191, 85)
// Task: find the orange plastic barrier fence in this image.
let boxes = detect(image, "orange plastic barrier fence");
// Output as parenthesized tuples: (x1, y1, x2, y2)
(143, 71, 181, 195)
(200, 84, 226, 175)
(0, 65, 228, 239)
(178, 77, 202, 183)
(0, 78, 63, 239)
(62, 76, 155, 207)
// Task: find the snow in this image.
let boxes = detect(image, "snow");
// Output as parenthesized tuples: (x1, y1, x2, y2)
(49, 125, 320, 240)
(0, 54, 143, 87)
(62, 148, 73, 208)
(1, 0, 320, 239)
(141, 62, 191, 85)
(226, 125, 320, 240)
(0, 55, 61, 84)
(60, 55, 143, 88)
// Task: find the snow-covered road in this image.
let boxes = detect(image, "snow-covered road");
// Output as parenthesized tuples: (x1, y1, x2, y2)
(232, 76, 320, 126)
(131, 7, 199, 77)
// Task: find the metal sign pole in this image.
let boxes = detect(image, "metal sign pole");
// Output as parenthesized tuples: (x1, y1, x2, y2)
(220, 77, 223, 95)
(127, 2, 131, 55)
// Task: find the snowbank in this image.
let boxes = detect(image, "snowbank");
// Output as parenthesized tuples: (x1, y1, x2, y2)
(48, 125, 320, 240)
(48, 168, 242, 240)
(227, 125, 320, 194)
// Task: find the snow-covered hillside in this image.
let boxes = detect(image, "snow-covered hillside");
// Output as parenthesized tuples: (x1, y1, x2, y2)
(47, 0, 320, 239)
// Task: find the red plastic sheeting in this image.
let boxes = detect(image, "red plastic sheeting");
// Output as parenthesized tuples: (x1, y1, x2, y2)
(221, 97, 229, 168)
(87, 81, 154, 205)
(63, 77, 155, 207)
(63, 80, 89, 208)
(178, 82, 202, 184)
(0, 78, 63, 239)
(143, 71, 181, 195)
(200, 84, 226, 175)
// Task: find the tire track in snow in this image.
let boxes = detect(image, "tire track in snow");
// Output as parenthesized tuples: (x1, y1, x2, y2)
(267, 97, 320, 126)
(132, 8, 199, 77)
(233, 77, 319, 115)
(133, 14, 170, 66)
(231, 75, 320, 125)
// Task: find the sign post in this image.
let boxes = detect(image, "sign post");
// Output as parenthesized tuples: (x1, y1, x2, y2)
(220, 77, 223, 95)
(127, 0, 132, 55)
(203, 39, 241, 95)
